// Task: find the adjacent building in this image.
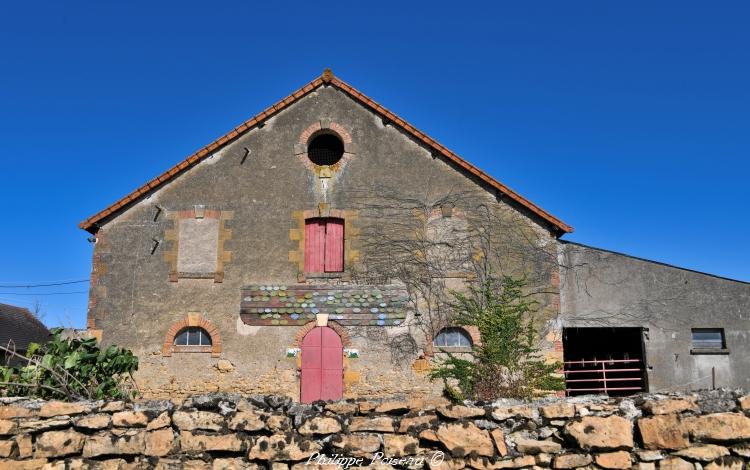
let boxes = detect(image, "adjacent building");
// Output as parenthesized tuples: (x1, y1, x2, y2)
(0, 303, 50, 366)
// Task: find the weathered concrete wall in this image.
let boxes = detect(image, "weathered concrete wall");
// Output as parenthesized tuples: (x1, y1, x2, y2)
(559, 241, 750, 392)
(86, 85, 559, 399)
(1, 391, 749, 469)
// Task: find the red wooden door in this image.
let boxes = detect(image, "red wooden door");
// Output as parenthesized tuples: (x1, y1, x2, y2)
(304, 219, 326, 272)
(300, 326, 343, 403)
(324, 218, 344, 272)
(305, 218, 345, 273)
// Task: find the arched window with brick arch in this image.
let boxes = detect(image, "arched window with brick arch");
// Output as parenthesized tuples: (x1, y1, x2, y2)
(162, 314, 222, 357)
(174, 327, 212, 346)
(433, 327, 473, 349)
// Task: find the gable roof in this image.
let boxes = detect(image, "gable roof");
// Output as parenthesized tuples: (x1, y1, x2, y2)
(79, 69, 573, 235)
(0, 303, 51, 353)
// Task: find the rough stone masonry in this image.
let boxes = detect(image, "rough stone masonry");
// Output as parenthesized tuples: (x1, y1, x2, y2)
(0, 389, 749, 469)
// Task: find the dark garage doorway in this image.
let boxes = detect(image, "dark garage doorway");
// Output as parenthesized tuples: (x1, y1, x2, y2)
(562, 327, 648, 396)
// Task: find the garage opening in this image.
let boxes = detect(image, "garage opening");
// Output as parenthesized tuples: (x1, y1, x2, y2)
(562, 327, 647, 396)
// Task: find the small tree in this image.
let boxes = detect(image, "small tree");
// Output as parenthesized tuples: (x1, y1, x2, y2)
(429, 277, 564, 401)
(0, 328, 139, 400)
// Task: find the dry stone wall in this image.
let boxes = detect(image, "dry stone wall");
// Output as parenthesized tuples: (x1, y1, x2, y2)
(0, 390, 749, 469)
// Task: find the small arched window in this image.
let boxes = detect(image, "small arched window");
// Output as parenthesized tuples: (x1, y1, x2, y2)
(434, 327, 472, 348)
(174, 327, 212, 346)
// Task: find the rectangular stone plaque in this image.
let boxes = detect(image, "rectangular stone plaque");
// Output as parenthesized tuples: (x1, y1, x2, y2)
(177, 217, 220, 275)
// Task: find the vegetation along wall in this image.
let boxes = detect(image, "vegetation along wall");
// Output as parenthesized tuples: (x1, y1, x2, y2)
(0, 390, 749, 469)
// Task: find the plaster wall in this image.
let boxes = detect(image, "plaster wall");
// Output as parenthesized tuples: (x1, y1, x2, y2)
(87, 85, 558, 399)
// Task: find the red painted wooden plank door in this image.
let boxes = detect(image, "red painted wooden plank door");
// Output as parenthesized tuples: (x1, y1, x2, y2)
(300, 328, 322, 403)
(324, 218, 344, 272)
(300, 326, 343, 403)
(304, 219, 326, 273)
(320, 326, 344, 400)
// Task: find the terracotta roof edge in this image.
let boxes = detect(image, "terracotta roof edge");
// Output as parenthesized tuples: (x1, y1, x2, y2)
(78, 75, 327, 233)
(329, 76, 573, 234)
(79, 70, 572, 235)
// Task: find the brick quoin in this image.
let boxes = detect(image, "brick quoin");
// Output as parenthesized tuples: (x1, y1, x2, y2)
(177, 208, 221, 220)
(301, 208, 347, 220)
(87, 230, 109, 332)
(550, 270, 560, 288)
(550, 295, 560, 311)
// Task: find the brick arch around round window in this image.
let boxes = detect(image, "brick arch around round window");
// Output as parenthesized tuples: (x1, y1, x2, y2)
(293, 320, 352, 348)
(293, 120, 356, 174)
(162, 313, 222, 358)
(298, 121, 353, 148)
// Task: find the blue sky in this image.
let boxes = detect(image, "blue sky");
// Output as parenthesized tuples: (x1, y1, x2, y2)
(1, 2, 748, 328)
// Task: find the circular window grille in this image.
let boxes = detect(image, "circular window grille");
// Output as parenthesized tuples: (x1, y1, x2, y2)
(308, 134, 344, 166)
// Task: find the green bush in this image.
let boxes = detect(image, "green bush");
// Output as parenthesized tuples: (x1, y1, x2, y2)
(429, 276, 564, 401)
(0, 328, 138, 400)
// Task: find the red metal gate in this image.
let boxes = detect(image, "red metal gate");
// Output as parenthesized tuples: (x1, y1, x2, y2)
(563, 358, 644, 396)
(300, 326, 343, 403)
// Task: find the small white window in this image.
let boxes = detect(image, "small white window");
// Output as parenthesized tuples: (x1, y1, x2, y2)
(174, 327, 212, 346)
(434, 327, 472, 348)
(691, 328, 726, 352)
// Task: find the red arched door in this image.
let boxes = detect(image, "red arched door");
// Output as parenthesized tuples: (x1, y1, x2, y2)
(301, 326, 343, 403)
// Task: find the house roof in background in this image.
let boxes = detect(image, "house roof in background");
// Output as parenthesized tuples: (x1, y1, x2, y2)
(0, 303, 50, 355)
(79, 69, 573, 235)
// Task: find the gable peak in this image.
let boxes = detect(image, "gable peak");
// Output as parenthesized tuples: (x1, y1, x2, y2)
(78, 72, 572, 236)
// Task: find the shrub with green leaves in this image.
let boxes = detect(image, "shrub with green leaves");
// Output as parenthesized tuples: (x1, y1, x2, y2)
(429, 276, 564, 401)
(0, 328, 138, 400)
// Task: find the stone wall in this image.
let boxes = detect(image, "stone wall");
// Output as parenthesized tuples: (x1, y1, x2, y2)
(1, 390, 748, 469)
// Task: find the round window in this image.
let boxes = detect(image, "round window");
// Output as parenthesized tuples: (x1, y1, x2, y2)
(308, 133, 344, 166)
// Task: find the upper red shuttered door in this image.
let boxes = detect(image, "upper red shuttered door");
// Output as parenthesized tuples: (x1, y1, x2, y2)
(300, 326, 343, 403)
(304, 219, 326, 272)
(304, 218, 344, 273)
(324, 218, 344, 272)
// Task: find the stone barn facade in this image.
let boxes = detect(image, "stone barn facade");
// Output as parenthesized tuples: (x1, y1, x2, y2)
(79, 70, 750, 400)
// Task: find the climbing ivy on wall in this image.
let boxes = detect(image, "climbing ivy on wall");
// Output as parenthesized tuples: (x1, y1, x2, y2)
(430, 277, 564, 401)
(0, 328, 139, 401)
